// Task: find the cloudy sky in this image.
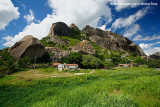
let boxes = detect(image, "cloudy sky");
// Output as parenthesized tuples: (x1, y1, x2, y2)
(0, 0, 160, 55)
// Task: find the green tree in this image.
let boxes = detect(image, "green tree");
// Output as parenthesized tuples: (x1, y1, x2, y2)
(133, 57, 146, 66)
(0, 48, 16, 75)
(120, 57, 131, 64)
(81, 55, 102, 69)
(61, 52, 82, 65)
(110, 52, 121, 65)
(147, 60, 160, 68)
(103, 61, 114, 69)
(17, 57, 31, 69)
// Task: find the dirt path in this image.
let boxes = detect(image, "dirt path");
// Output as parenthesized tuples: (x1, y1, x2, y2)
(13, 70, 96, 79)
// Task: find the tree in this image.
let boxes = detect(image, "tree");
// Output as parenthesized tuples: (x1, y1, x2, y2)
(17, 57, 31, 69)
(66, 52, 82, 65)
(130, 52, 138, 57)
(147, 60, 160, 68)
(81, 55, 102, 69)
(133, 57, 146, 66)
(103, 61, 114, 69)
(110, 52, 121, 65)
(0, 48, 16, 75)
(120, 57, 131, 64)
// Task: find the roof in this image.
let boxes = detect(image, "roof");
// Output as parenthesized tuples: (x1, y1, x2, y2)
(65, 64, 78, 66)
(118, 63, 133, 66)
(52, 63, 61, 66)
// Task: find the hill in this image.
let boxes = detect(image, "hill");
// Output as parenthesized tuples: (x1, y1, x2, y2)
(8, 22, 147, 62)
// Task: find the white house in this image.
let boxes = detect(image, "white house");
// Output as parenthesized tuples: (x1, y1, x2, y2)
(57, 64, 65, 71)
(65, 64, 78, 69)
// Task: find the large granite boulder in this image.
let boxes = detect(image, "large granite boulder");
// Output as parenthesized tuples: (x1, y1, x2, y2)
(8, 35, 45, 59)
(48, 22, 72, 37)
(71, 40, 95, 55)
(150, 52, 160, 60)
(45, 47, 69, 62)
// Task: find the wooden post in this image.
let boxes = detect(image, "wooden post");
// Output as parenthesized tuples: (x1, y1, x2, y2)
(34, 56, 37, 70)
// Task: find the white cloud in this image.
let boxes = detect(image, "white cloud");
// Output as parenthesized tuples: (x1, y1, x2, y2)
(0, 0, 20, 30)
(133, 34, 160, 41)
(3, 0, 113, 47)
(106, 28, 111, 31)
(123, 24, 141, 38)
(144, 47, 160, 56)
(3, 14, 54, 47)
(139, 43, 154, 49)
(111, 0, 146, 11)
(98, 25, 106, 31)
(139, 42, 160, 55)
(48, 0, 112, 29)
(111, 6, 149, 31)
(24, 9, 35, 24)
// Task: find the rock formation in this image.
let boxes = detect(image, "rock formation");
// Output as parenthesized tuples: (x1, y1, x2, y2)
(48, 22, 72, 37)
(8, 35, 45, 59)
(45, 47, 69, 62)
(70, 23, 79, 30)
(82, 25, 146, 56)
(71, 40, 95, 55)
(150, 52, 160, 60)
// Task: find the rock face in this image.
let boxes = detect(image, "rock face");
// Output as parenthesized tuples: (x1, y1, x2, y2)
(70, 23, 79, 30)
(82, 25, 146, 56)
(8, 35, 45, 59)
(48, 22, 72, 37)
(45, 47, 69, 62)
(71, 40, 95, 55)
(150, 52, 160, 60)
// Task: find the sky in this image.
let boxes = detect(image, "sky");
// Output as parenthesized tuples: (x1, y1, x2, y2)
(0, 0, 160, 56)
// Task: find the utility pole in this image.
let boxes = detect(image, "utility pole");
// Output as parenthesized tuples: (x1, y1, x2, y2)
(34, 56, 37, 70)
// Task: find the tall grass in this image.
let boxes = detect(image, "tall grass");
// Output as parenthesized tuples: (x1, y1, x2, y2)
(0, 67, 160, 107)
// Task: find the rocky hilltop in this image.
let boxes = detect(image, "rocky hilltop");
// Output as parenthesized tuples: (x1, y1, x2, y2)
(82, 25, 145, 56)
(47, 22, 146, 56)
(8, 22, 146, 61)
(150, 52, 160, 60)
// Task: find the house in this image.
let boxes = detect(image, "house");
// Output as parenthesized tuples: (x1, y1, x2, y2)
(65, 64, 78, 69)
(52, 63, 61, 68)
(118, 63, 134, 68)
(52, 63, 78, 70)
(58, 64, 65, 71)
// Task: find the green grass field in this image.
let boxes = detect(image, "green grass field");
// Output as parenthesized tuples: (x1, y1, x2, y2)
(0, 67, 160, 107)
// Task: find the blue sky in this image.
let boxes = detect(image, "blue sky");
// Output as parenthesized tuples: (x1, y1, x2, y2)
(0, 0, 160, 55)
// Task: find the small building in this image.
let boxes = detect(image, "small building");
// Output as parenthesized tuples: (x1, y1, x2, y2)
(65, 64, 78, 69)
(52, 63, 61, 68)
(118, 63, 134, 68)
(58, 64, 65, 71)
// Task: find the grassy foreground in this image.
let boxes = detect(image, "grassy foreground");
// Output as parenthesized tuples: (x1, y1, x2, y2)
(0, 67, 160, 107)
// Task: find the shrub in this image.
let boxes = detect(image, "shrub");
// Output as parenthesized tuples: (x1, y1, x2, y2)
(103, 61, 114, 69)
(81, 55, 102, 69)
(120, 57, 131, 64)
(17, 57, 31, 69)
(133, 57, 147, 66)
(0, 48, 16, 75)
(147, 60, 160, 68)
